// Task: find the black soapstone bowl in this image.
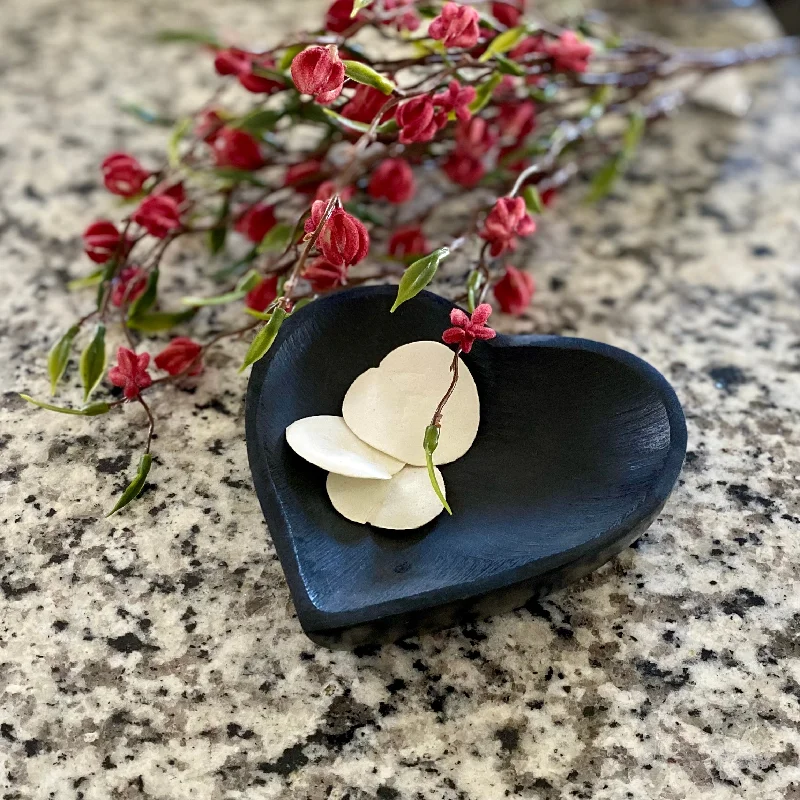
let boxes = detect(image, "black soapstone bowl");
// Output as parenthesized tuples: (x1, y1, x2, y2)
(245, 286, 686, 648)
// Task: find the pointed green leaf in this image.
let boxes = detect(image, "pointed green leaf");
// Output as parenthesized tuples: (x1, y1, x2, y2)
(20, 395, 111, 416)
(127, 269, 158, 319)
(291, 297, 312, 313)
(207, 225, 227, 255)
(244, 308, 273, 320)
(352, 0, 374, 14)
(68, 269, 105, 291)
(278, 44, 305, 71)
(79, 324, 106, 403)
(257, 222, 295, 254)
(96, 259, 119, 309)
(586, 154, 623, 203)
(47, 325, 80, 396)
(522, 185, 544, 214)
(390, 247, 450, 312)
(424, 425, 452, 515)
(126, 308, 198, 333)
(232, 108, 283, 135)
(494, 53, 525, 76)
(239, 306, 288, 372)
(182, 290, 245, 307)
(343, 61, 395, 95)
(479, 26, 526, 62)
(466, 270, 483, 313)
(321, 108, 372, 134)
(107, 454, 152, 517)
(168, 117, 192, 168)
(468, 73, 503, 114)
(155, 29, 220, 46)
(236, 269, 262, 293)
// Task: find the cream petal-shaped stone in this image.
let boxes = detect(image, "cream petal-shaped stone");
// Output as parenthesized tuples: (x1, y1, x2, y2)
(286, 415, 404, 479)
(342, 341, 480, 466)
(326, 465, 446, 530)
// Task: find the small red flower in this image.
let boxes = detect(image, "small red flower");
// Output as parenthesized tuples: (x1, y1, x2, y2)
(433, 80, 476, 122)
(480, 196, 536, 256)
(368, 158, 415, 204)
(326, 0, 364, 33)
(546, 31, 593, 73)
(214, 47, 249, 76)
(284, 159, 325, 195)
(245, 275, 280, 312)
(154, 337, 204, 377)
(303, 257, 349, 293)
(491, 0, 524, 27)
(82, 220, 128, 264)
(153, 180, 187, 208)
(442, 304, 497, 353)
(541, 187, 556, 206)
(496, 100, 537, 142)
(314, 180, 354, 203)
(101, 152, 150, 198)
(239, 53, 285, 94)
(429, 2, 481, 49)
(290, 45, 346, 104)
(388, 225, 428, 259)
(317, 209, 369, 267)
(381, 0, 420, 32)
(494, 265, 535, 315)
(304, 199, 329, 235)
(132, 195, 182, 239)
(195, 108, 225, 143)
(341, 84, 393, 124)
(108, 347, 152, 400)
(395, 96, 446, 145)
(455, 116, 497, 158)
(213, 127, 265, 171)
(442, 151, 485, 188)
(111, 266, 148, 307)
(235, 203, 277, 243)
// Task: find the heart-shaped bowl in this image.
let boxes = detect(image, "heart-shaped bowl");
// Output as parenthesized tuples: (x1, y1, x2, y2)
(246, 286, 687, 648)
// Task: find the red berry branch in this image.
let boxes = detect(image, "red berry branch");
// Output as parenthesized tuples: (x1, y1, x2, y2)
(20, 0, 799, 514)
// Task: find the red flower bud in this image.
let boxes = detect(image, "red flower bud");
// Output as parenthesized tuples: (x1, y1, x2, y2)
(235, 203, 277, 243)
(494, 265, 535, 315)
(317, 209, 369, 267)
(442, 151, 485, 187)
(442, 304, 497, 353)
(480, 196, 536, 256)
(108, 347, 152, 400)
(388, 225, 428, 259)
(381, 0, 421, 32)
(326, 0, 365, 33)
(245, 275, 280, 312)
(284, 159, 325, 195)
(214, 48, 249, 76)
(304, 199, 329, 235)
(496, 100, 537, 142)
(290, 45, 346, 104)
(395, 96, 446, 145)
(239, 54, 285, 94)
(153, 180, 187, 208)
(491, 0, 524, 27)
(455, 116, 497, 158)
(546, 31, 593, 73)
(154, 337, 204, 377)
(341, 84, 393, 124)
(195, 109, 225, 143)
(368, 158, 415, 204)
(429, 2, 481, 49)
(132, 195, 182, 239)
(101, 152, 150, 198)
(303, 257, 349, 293)
(212, 127, 265, 171)
(82, 220, 128, 264)
(433, 80, 476, 122)
(111, 266, 148, 307)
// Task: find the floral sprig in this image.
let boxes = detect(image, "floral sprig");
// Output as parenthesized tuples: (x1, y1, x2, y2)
(19, 0, 800, 513)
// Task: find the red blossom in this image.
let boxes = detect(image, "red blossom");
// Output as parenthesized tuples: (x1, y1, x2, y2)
(429, 2, 481, 49)
(245, 275, 280, 312)
(195, 108, 225, 143)
(341, 84, 393, 124)
(82, 220, 128, 264)
(546, 31, 593, 73)
(153, 180, 187, 208)
(442, 304, 497, 353)
(214, 47, 249, 76)
(455, 116, 497, 158)
(510, 34, 547, 61)
(108, 347, 152, 400)
(302, 257, 349, 292)
(496, 100, 537, 142)
(111, 266, 148, 307)
(304, 199, 329, 235)
(101, 152, 150, 198)
(480, 196, 536, 256)
(239, 53, 285, 94)
(442, 151, 485, 187)
(290, 45, 346, 104)
(154, 337, 204, 377)
(284, 159, 325, 195)
(317, 209, 369, 267)
(235, 203, 277, 243)
(326, 0, 364, 33)
(315, 180, 354, 203)
(132, 195, 182, 239)
(213, 127, 265, 171)
(395, 96, 446, 145)
(491, 0, 524, 27)
(381, 0, 420, 32)
(494, 265, 535, 315)
(433, 80, 476, 122)
(541, 187, 556, 206)
(388, 225, 429, 259)
(368, 158, 415, 204)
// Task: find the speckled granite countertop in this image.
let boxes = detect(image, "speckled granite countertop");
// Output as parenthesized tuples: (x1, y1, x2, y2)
(1, 1, 800, 798)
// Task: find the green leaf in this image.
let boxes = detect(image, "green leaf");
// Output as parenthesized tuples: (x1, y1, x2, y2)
(239, 306, 288, 372)
(468, 73, 503, 114)
(257, 222, 295, 254)
(586, 153, 623, 203)
(479, 26, 526, 62)
(118, 102, 174, 127)
(207, 195, 230, 256)
(494, 54, 525, 76)
(168, 117, 192, 169)
(352, 0, 374, 14)
(126, 308, 198, 333)
(291, 297, 312, 313)
(390, 247, 450, 313)
(182, 290, 244, 307)
(47, 325, 79, 396)
(96, 259, 119, 309)
(423, 425, 452, 515)
(343, 61, 395, 95)
(244, 308, 273, 320)
(232, 108, 283, 135)
(128, 269, 158, 319)
(321, 108, 372, 134)
(278, 44, 305, 71)
(155, 28, 220, 46)
(107, 454, 152, 517)
(79, 324, 107, 403)
(623, 110, 646, 159)
(466, 270, 483, 313)
(68, 269, 105, 291)
(236, 269, 262, 293)
(522, 185, 544, 214)
(20, 395, 111, 416)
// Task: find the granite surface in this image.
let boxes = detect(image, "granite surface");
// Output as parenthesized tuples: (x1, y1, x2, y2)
(1, 1, 800, 798)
